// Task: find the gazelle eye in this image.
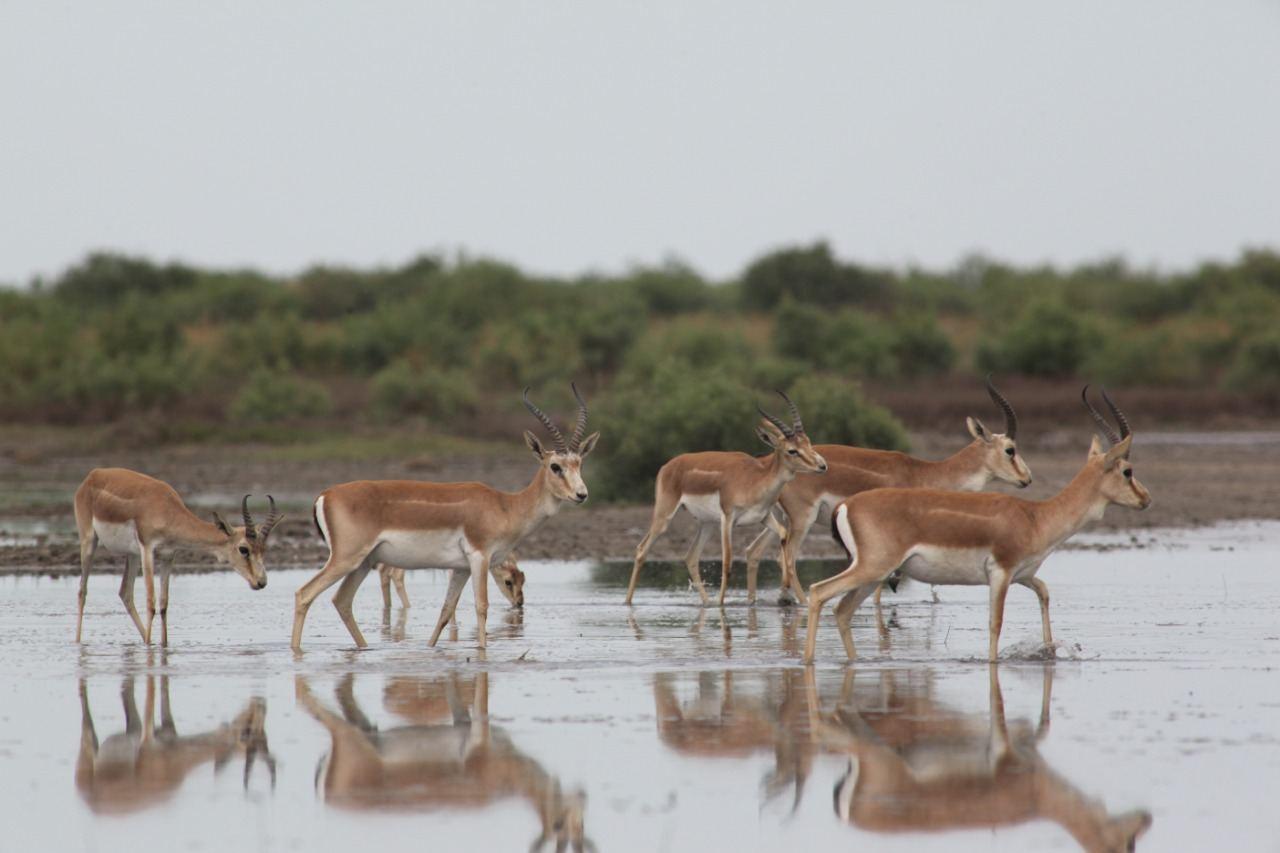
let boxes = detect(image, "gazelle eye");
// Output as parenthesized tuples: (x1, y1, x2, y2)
(505, 580, 513, 588)
(1006, 447, 1016, 457)
(1123, 468, 1133, 479)
(550, 463, 563, 475)
(238, 546, 250, 556)
(787, 449, 798, 456)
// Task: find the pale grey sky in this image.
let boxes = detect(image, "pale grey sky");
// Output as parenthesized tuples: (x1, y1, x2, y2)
(1, 1, 1277, 284)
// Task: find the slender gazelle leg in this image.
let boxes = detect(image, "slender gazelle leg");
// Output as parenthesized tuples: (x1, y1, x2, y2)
(75, 531, 98, 642)
(430, 569, 471, 647)
(780, 502, 820, 607)
(392, 570, 409, 608)
(744, 511, 786, 605)
(626, 490, 681, 605)
(118, 555, 148, 641)
(987, 568, 1012, 662)
(471, 552, 491, 648)
(1022, 576, 1053, 646)
(684, 523, 712, 604)
(158, 562, 173, 647)
(378, 564, 393, 611)
(717, 510, 737, 607)
(292, 546, 373, 650)
(140, 546, 158, 645)
(331, 563, 373, 648)
(832, 582, 879, 661)
(804, 548, 893, 663)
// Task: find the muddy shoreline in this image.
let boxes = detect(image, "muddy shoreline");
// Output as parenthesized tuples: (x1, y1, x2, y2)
(3, 429, 1278, 575)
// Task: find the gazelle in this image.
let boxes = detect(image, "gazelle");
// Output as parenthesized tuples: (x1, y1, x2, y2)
(744, 377, 1031, 605)
(299, 672, 593, 852)
(292, 386, 598, 651)
(377, 553, 525, 610)
(77, 675, 275, 814)
(626, 391, 828, 607)
(809, 665, 1151, 851)
(73, 468, 282, 645)
(805, 388, 1150, 663)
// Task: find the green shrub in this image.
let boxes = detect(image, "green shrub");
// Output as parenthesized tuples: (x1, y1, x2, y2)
(626, 262, 713, 314)
(977, 299, 1101, 378)
(372, 361, 478, 422)
(230, 370, 332, 423)
(590, 363, 907, 502)
(1224, 332, 1280, 395)
(889, 314, 955, 378)
(620, 319, 756, 382)
(741, 242, 893, 309)
(772, 300, 898, 378)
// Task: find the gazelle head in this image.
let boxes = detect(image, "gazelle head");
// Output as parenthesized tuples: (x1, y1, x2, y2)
(756, 390, 828, 474)
(1083, 386, 1152, 510)
(496, 553, 526, 607)
(523, 384, 601, 505)
(211, 496, 284, 590)
(967, 376, 1033, 488)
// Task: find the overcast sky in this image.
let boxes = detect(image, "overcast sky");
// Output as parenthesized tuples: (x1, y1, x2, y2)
(1, 2, 1277, 284)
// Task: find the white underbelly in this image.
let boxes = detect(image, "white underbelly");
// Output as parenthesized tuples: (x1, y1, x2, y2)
(93, 520, 141, 555)
(901, 546, 991, 586)
(680, 492, 723, 524)
(372, 529, 470, 570)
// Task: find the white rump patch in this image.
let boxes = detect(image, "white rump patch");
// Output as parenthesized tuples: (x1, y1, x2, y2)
(314, 495, 331, 550)
(834, 504, 857, 563)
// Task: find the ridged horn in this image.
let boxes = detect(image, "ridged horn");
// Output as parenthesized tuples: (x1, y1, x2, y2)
(569, 382, 589, 452)
(985, 375, 1018, 439)
(1081, 385, 1121, 446)
(241, 495, 257, 540)
(777, 389, 804, 435)
(523, 388, 567, 452)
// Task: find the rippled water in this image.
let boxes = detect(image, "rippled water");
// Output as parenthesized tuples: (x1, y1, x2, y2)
(2, 524, 1279, 851)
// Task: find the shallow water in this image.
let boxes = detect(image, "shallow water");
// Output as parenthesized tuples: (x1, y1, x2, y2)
(2, 525, 1280, 851)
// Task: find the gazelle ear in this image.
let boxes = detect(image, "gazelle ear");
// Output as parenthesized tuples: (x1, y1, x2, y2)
(1103, 434, 1133, 468)
(966, 417, 990, 442)
(524, 431, 545, 459)
(756, 426, 780, 449)
(1087, 434, 1105, 458)
(578, 431, 601, 458)
(212, 512, 234, 537)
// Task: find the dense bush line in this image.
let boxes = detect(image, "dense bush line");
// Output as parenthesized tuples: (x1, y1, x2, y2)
(2, 244, 1278, 498)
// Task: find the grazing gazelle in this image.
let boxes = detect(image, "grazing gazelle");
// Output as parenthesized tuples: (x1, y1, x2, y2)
(77, 675, 275, 814)
(743, 377, 1031, 605)
(809, 665, 1151, 851)
(293, 386, 598, 651)
(804, 388, 1150, 663)
(377, 553, 525, 610)
(73, 468, 282, 645)
(626, 391, 828, 607)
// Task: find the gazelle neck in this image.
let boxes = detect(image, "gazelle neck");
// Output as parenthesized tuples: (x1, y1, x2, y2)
(925, 440, 990, 491)
(164, 509, 231, 554)
(505, 467, 564, 543)
(1032, 462, 1109, 552)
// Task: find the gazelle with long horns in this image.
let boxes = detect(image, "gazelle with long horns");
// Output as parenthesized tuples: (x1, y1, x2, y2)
(626, 391, 828, 607)
(744, 377, 1032, 605)
(292, 385, 598, 651)
(804, 388, 1150, 662)
(73, 468, 282, 645)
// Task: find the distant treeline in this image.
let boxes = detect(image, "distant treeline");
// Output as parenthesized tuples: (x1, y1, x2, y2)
(2, 244, 1278, 499)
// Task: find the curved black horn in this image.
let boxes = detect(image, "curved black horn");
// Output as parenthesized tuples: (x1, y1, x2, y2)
(1081, 385, 1120, 446)
(756, 403, 794, 438)
(259, 495, 284, 540)
(985, 375, 1018, 439)
(523, 387, 567, 452)
(777, 389, 804, 434)
(241, 495, 257, 540)
(1100, 387, 1131, 440)
(569, 382, 589, 452)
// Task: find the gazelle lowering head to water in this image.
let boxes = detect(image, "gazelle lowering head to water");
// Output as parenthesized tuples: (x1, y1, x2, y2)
(377, 553, 525, 611)
(804, 387, 1150, 663)
(73, 468, 282, 645)
(743, 377, 1032, 605)
(626, 391, 828, 607)
(293, 385, 598, 651)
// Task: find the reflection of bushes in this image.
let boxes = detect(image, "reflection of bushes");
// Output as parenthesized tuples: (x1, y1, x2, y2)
(230, 370, 332, 423)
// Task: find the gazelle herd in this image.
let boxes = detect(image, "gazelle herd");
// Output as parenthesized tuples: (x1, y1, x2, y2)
(69, 378, 1149, 664)
(61, 376, 1155, 849)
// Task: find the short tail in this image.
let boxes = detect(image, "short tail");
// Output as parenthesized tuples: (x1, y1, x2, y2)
(831, 503, 857, 564)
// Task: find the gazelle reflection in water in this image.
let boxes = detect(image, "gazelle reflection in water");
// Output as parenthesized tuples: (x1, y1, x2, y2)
(298, 672, 593, 852)
(653, 669, 814, 814)
(76, 675, 274, 814)
(808, 665, 1151, 853)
